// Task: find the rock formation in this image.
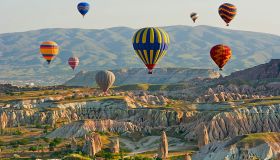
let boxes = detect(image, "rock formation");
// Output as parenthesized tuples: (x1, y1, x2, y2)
(0, 94, 279, 143)
(192, 133, 280, 160)
(47, 119, 140, 138)
(158, 131, 168, 159)
(184, 153, 192, 160)
(197, 124, 209, 149)
(70, 137, 78, 151)
(110, 137, 120, 153)
(82, 132, 102, 156)
(0, 111, 8, 132)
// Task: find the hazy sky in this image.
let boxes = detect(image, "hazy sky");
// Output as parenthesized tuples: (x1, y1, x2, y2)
(0, 0, 279, 35)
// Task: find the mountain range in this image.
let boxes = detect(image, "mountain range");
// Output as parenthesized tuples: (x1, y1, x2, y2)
(1, 25, 280, 85)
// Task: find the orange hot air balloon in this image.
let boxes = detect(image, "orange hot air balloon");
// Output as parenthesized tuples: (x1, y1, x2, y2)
(40, 41, 59, 64)
(210, 44, 232, 70)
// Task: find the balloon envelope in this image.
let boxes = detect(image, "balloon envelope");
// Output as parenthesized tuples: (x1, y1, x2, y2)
(210, 44, 232, 70)
(40, 41, 59, 64)
(132, 27, 170, 74)
(68, 57, 79, 70)
(190, 12, 198, 23)
(77, 2, 90, 17)
(219, 3, 237, 26)
(95, 70, 115, 93)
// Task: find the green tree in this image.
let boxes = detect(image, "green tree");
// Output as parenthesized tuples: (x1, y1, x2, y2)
(49, 142, 56, 151)
(29, 146, 37, 152)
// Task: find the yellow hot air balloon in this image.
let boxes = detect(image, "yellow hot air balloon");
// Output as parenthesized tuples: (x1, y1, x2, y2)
(40, 41, 59, 64)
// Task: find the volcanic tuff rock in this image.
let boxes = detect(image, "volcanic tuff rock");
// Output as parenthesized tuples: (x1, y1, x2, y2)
(70, 137, 78, 151)
(64, 68, 220, 87)
(192, 133, 280, 160)
(195, 83, 280, 103)
(0, 111, 8, 131)
(184, 153, 192, 160)
(197, 124, 209, 149)
(1, 95, 280, 142)
(82, 133, 102, 156)
(47, 120, 140, 138)
(158, 131, 168, 159)
(110, 137, 120, 153)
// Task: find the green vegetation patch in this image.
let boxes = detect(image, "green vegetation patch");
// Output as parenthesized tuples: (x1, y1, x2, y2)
(62, 154, 91, 160)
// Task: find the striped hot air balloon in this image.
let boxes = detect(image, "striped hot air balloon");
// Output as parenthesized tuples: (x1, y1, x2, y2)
(68, 57, 79, 70)
(219, 3, 237, 26)
(210, 44, 232, 71)
(132, 27, 170, 74)
(190, 12, 199, 23)
(77, 2, 90, 17)
(40, 41, 59, 64)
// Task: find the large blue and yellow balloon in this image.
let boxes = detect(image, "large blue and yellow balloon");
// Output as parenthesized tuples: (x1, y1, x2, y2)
(132, 27, 170, 74)
(77, 2, 90, 17)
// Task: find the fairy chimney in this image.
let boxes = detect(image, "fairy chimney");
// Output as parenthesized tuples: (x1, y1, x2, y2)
(0, 111, 8, 132)
(184, 153, 192, 160)
(197, 124, 209, 149)
(82, 133, 102, 156)
(158, 131, 168, 159)
(110, 137, 120, 153)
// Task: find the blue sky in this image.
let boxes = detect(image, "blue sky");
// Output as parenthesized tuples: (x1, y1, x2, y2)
(0, 0, 279, 35)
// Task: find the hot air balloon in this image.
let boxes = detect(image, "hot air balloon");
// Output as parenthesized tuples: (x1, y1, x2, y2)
(210, 44, 232, 71)
(77, 2, 90, 17)
(95, 70, 115, 93)
(68, 57, 79, 70)
(40, 41, 59, 64)
(219, 3, 237, 26)
(132, 27, 170, 74)
(190, 12, 198, 23)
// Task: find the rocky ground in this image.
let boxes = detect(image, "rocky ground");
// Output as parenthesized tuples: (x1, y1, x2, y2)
(0, 87, 279, 159)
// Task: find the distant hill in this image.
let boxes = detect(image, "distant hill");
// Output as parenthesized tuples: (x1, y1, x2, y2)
(223, 59, 280, 83)
(1, 25, 280, 85)
(64, 68, 220, 86)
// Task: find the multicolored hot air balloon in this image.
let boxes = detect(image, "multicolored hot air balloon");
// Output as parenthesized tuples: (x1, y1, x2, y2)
(40, 41, 59, 64)
(77, 2, 90, 17)
(219, 3, 237, 26)
(190, 12, 199, 23)
(210, 44, 232, 71)
(132, 27, 170, 74)
(95, 70, 115, 93)
(68, 57, 79, 70)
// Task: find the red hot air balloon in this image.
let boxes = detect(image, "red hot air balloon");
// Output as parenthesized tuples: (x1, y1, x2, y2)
(68, 57, 79, 70)
(210, 44, 232, 71)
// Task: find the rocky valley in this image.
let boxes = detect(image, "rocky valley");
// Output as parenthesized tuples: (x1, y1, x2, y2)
(0, 60, 279, 159)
